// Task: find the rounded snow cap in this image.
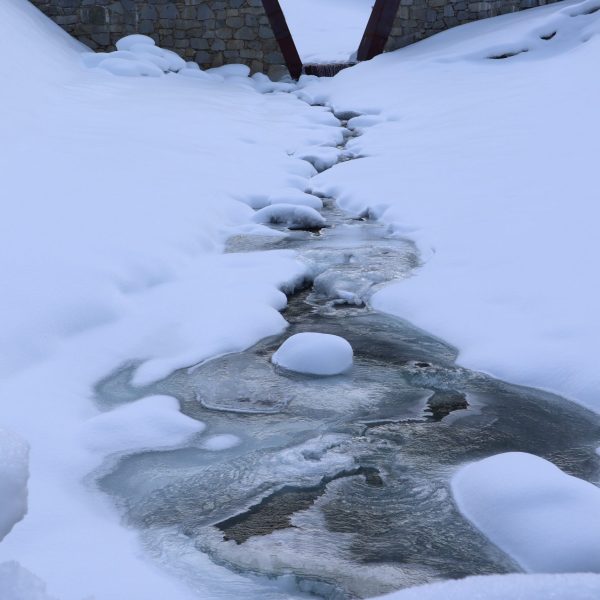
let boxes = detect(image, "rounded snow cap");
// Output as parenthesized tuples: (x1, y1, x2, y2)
(272, 332, 353, 376)
(116, 34, 156, 52)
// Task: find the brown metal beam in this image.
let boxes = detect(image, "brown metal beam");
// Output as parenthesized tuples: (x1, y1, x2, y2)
(357, 0, 401, 62)
(262, 0, 303, 80)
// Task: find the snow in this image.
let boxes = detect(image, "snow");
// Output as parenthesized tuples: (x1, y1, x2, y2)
(0, 1, 341, 599)
(0, 429, 29, 543)
(268, 188, 324, 210)
(300, 0, 600, 412)
(81, 396, 205, 456)
(253, 204, 326, 229)
(279, 0, 374, 63)
(452, 452, 600, 573)
(272, 332, 353, 376)
(0, 562, 57, 600)
(374, 573, 600, 600)
(200, 434, 242, 451)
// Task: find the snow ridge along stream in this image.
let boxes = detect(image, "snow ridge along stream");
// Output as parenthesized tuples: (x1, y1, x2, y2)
(95, 107, 600, 599)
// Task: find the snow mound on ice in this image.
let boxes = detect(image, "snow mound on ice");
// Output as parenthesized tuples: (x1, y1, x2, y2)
(82, 395, 205, 455)
(0, 562, 58, 600)
(0, 429, 29, 542)
(375, 573, 600, 600)
(253, 204, 326, 229)
(452, 452, 600, 573)
(83, 34, 186, 76)
(201, 434, 241, 451)
(268, 188, 324, 210)
(272, 332, 353, 376)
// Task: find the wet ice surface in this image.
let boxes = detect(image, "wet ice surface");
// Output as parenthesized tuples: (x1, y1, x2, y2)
(95, 137, 600, 598)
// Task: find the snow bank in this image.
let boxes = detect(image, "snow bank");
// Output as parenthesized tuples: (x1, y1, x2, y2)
(373, 573, 600, 600)
(272, 332, 353, 375)
(452, 452, 600, 573)
(0, 2, 342, 599)
(81, 396, 205, 455)
(0, 429, 29, 542)
(302, 0, 600, 411)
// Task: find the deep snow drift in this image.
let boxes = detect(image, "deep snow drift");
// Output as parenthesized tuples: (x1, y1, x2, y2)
(299, 0, 600, 413)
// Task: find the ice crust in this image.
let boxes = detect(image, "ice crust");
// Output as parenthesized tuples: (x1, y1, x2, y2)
(452, 452, 600, 573)
(272, 332, 353, 376)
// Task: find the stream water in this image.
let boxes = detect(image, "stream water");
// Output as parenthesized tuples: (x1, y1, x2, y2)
(94, 114, 600, 599)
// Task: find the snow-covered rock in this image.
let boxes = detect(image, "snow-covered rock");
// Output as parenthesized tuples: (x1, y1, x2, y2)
(207, 63, 251, 79)
(115, 34, 155, 52)
(82, 396, 205, 455)
(272, 332, 353, 376)
(452, 452, 600, 573)
(0, 429, 29, 542)
(268, 188, 324, 210)
(253, 204, 326, 229)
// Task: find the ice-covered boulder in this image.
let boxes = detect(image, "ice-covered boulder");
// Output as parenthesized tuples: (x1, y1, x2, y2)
(253, 204, 326, 230)
(268, 188, 323, 210)
(272, 332, 353, 376)
(452, 452, 600, 573)
(0, 428, 29, 542)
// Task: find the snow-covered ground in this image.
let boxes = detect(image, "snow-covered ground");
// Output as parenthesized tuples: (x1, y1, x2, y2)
(2, 0, 600, 599)
(280, 0, 374, 63)
(300, 0, 600, 413)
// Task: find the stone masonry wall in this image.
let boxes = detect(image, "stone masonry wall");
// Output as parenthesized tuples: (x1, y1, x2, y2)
(30, 0, 288, 77)
(386, 0, 561, 50)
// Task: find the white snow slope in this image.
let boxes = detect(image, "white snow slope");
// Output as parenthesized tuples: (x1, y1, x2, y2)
(300, 0, 600, 412)
(0, 1, 342, 599)
(280, 0, 374, 63)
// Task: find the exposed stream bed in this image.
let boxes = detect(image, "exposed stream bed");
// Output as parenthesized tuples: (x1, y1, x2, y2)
(93, 114, 600, 599)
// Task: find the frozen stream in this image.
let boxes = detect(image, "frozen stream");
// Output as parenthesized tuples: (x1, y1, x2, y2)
(94, 115, 600, 599)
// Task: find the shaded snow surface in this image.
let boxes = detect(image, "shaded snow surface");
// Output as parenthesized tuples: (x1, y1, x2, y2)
(272, 332, 354, 375)
(300, 0, 600, 412)
(452, 452, 600, 573)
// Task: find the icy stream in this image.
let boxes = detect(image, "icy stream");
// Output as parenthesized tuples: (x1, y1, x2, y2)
(94, 115, 600, 599)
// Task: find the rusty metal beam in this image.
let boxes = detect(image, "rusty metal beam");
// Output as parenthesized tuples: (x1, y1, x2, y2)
(261, 0, 303, 80)
(357, 0, 401, 62)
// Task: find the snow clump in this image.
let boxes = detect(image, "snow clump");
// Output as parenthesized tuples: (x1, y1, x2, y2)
(272, 332, 353, 376)
(253, 204, 326, 230)
(201, 434, 241, 451)
(82, 34, 186, 77)
(452, 452, 600, 573)
(268, 188, 324, 210)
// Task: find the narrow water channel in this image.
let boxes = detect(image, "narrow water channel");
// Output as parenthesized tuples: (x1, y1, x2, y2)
(94, 112, 600, 599)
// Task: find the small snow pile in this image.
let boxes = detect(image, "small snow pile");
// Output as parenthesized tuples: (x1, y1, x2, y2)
(374, 573, 600, 600)
(253, 204, 326, 230)
(200, 434, 241, 451)
(272, 332, 353, 375)
(0, 562, 58, 600)
(452, 452, 600, 573)
(82, 395, 205, 455)
(0, 428, 29, 542)
(268, 188, 324, 210)
(82, 34, 186, 77)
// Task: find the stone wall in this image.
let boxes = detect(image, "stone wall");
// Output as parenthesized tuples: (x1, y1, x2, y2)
(385, 0, 560, 50)
(30, 0, 289, 77)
